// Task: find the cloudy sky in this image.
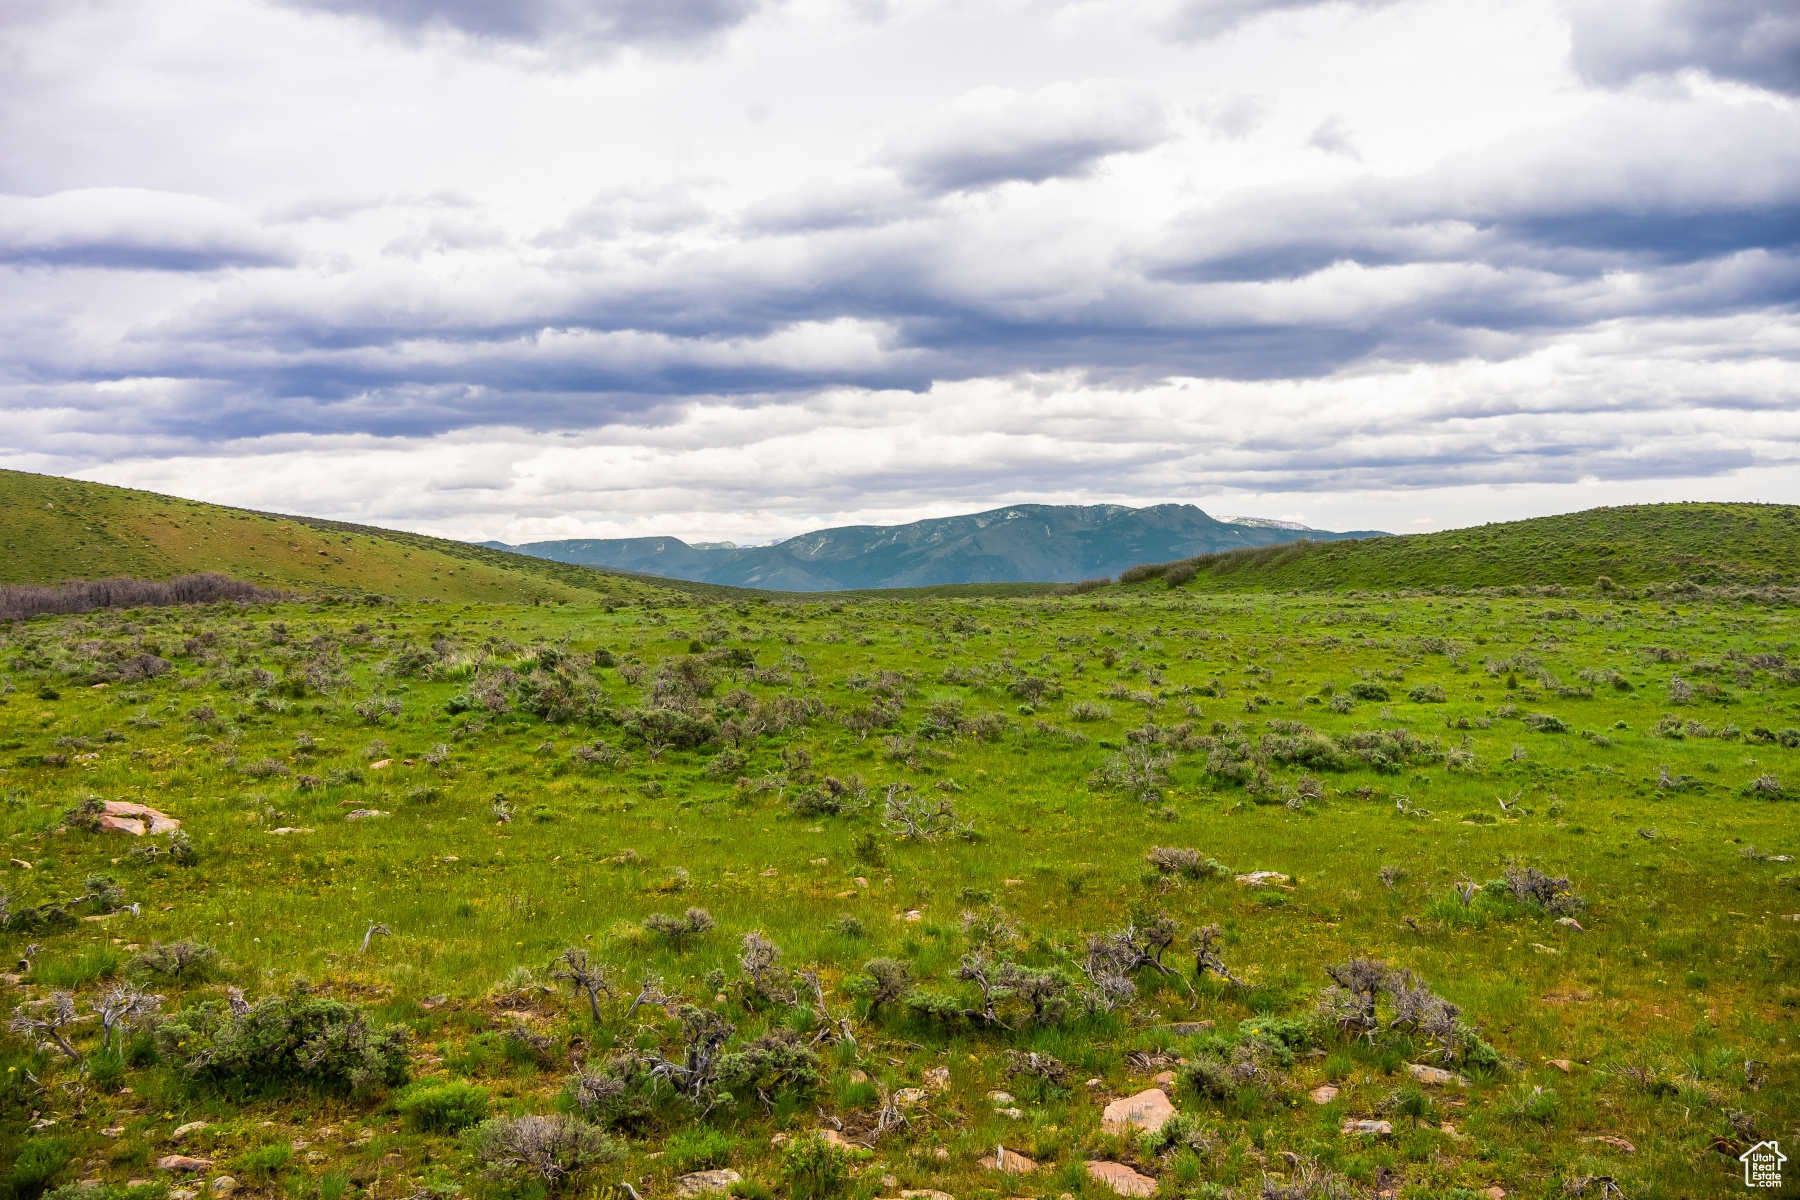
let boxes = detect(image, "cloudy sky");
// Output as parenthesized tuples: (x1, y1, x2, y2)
(2, 0, 1796, 542)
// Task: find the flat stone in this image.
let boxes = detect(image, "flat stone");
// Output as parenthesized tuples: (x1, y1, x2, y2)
(171, 1122, 209, 1142)
(1101, 1088, 1176, 1136)
(899, 1191, 954, 1200)
(103, 801, 181, 835)
(1235, 871, 1290, 887)
(893, 1088, 927, 1107)
(922, 1066, 951, 1092)
(979, 1147, 1036, 1175)
(675, 1169, 743, 1197)
(369, 759, 392, 769)
(1086, 1161, 1157, 1197)
(1406, 1063, 1467, 1087)
(99, 815, 146, 836)
(1152, 1070, 1176, 1086)
(997, 1107, 1024, 1119)
(1548, 1059, 1573, 1073)
(344, 809, 388, 821)
(1308, 1084, 1340, 1105)
(988, 1090, 1016, 1103)
(210, 1177, 237, 1196)
(157, 1156, 214, 1172)
(903, 909, 923, 922)
(1583, 1135, 1635, 1154)
(170, 1191, 198, 1200)
(1342, 1119, 1393, 1137)
(1484, 1189, 1506, 1200)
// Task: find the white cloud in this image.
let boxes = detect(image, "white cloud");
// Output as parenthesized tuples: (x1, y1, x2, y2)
(0, 0, 1794, 542)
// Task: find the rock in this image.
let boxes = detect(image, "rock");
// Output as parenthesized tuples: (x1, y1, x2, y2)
(1101, 1088, 1176, 1136)
(903, 909, 923, 922)
(1548, 1059, 1573, 1073)
(1555, 917, 1585, 932)
(997, 1107, 1024, 1119)
(1086, 1161, 1157, 1197)
(157, 1155, 214, 1172)
(899, 1191, 954, 1200)
(1529, 943, 1559, 955)
(1086, 1078, 1104, 1089)
(855, 877, 869, 887)
(675, 1170, 743, 1197)
(1583, 1135, 1636, 1154)
(370, 759, 392, 769)
(849, 1069, 870, 1084)
(988, 1090, 1016, 1103)
(170, 1190, 198, 1200)
(1405, 1063, 1467, 1087)
(267, 827, 313, 835)
(344, 809, 387, 821)
(770, 1134, 790, 1147)
(105, 805, 184, 834)
(171, 1122, 209, 1142)
(1484, 1189, 1506, 1200)
(103, 805, 181, 834)
(102, 1126, 125, 1138)
(210, 1177, 237, 1196)
(979, 1147, 1037, 1175)
(9, 859, 30, 870)
(1160, 1021, 1213, 1036)
(761, 868, 778, 877)
(818, 1129, 851, 1147)
(1308, 1084, 1340, 1105)
(894, 1087, 927, 1107)
(1341, 1119, 1393, 1137)
(932, 1147, 950, 1161)
(1152, 1070, 1176, 1086)
(100, 815, 147, 836)
(1235, 871, 1291, 887)
(922, 1066, 951, 1092)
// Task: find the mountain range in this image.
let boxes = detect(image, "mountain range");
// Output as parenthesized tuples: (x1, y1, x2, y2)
(480, 503, 1387, 591)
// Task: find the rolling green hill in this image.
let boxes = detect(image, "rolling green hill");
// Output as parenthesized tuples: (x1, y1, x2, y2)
(0, 470, 737, 606)
(1130, 502, 1800, 594)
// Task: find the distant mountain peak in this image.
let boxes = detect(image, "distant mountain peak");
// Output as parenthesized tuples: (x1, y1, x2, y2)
(1218, 515, 1317, 531)
(486, 501, 1385, 591)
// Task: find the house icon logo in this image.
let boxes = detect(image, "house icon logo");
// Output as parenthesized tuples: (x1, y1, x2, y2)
(1741, 1140, 1785, 1188)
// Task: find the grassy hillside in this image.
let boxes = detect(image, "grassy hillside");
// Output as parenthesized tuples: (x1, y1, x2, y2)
(1, 582, 1797, 1199)
(0, 470, 737, 606)
(1137, 502, 1800, 594)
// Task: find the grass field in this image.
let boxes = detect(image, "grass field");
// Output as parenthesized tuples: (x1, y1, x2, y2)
(1, 562, 1798, 1200)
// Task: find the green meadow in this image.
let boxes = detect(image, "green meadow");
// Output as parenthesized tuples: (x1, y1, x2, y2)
(1, 568, 1797, 1200)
